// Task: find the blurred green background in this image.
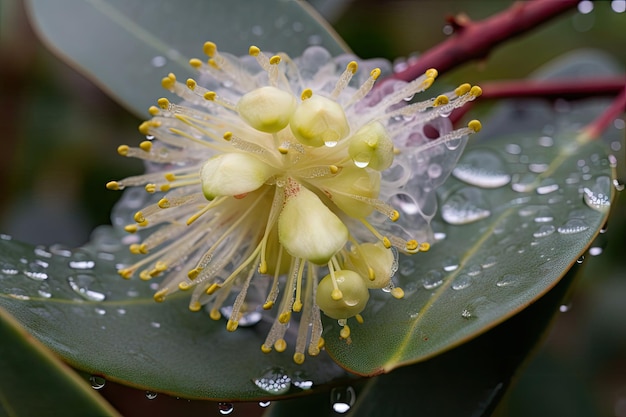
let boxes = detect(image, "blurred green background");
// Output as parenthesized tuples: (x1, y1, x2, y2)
(0, 0, 624, 415)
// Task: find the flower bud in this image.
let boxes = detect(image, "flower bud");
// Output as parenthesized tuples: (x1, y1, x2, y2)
(316, 270, 369, 319)
(348, 121, 393, 170)
(290, 95, 350, 147)
(237, 86, 296, 133)
(278, 181, 348, 265)
(200, 153, 274, 200)
(313, 165, 380, 218)
(349, 242, 395, 289)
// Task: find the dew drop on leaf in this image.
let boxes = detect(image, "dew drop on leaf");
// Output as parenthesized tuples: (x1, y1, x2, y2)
(452, 149, 511, 188)
(89, 376, 106, 390)
(253, 367, 291, 395)
(218, 403, 234, 415)
(330, 386, 356, 414)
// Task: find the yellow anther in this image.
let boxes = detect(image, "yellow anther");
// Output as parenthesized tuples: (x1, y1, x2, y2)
(318, 337, 325, 350)
(189, 58, 203, 69)
(406, 240, 418, 251)
(186, 78, 197, 90)
(274, 339, 287, 352)
(129, 243, 141, 254)
(189, 301, 202, 312)
(153, 290, 167, 302)
(155, 261, 167, 272)
(293, 300, 303, 312)
(164, 172, 176, 181)
(106, 181, 120, 190)
(226, 320, 239, 332)
(248, 45, 260, 56)
(269, 55, 281, 65)
(347, 61, 358, 74)
(139, 141, 152, 152)
(160, 184, 171, 192)
(208, 58, 219, 69)
(301, 88, 313, 100)
(355, 314, 364, 324)
(134, 211, 145, 223)
(263, 301, 274, 310)
(209, 308, 221, 320)
(419, 242, 431, 252)
(187, 268, 202, 279)
(157, 198, 169, 209)
(421, 77, 435, 90)
(148, 106, 160, 116)
(368, 267, 376, 281)
(293, 353, 305, 364)
(278, 146, 289, 154)
(161, 73, 176, 90)
(117, 145, 130, 156)
(261, 344, 272, 353)
(178, 282, 190, 291)
(329, 165, 339, 174)
(157, 97, 170, 109)
(203, 41, 217, 57)
(470, 85, 483, 97)
(382, 237, 392, 248)
(370, 68, 381, 80)
(258, 260, 268, 274)
(331, 289, 343, 301)
(139, 270, 151, 281)
(390, 210, 400, 222)
(278, 311, 291, 324)
(223, 131, 233, 141)
(204, 91, 217, 101)
(433, 95, 450, 107)
(118, 268, 133, 279)
(138, 121, 151, 135)
(206, 283, 221, 295)
(138, 220, 149, 227)
(425, 68, 439, 79)
(145, 183, 156, 193)
(124, 224, 138, 233)
(391, 287, 405, 299)
(340, 325, 351, 339)
(455, 83, 471, 96)
(468, 119, 482, 133)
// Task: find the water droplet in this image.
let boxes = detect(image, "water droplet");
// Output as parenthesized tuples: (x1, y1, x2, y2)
(466, 264, 482, 277)
(536, 180, 559, 195)
(441, 187, 491, 225)
(1, 262, 19, 276)
(292, 370, 313, 390)
(533, 224, 556, 238)
(442, 257, 459, 272)
(583, 176, 611, 212)
(34, 247, 52, 258)
(49, 244, 72, 257)
(0, 233, 12, 240)
(529, 163, 549, 173)
(117, 308, 126, 315)
(126, 289, 140, 298)
(461, 308, 473, 319)
(496, 274, 521, 287)
(7, 288, 30, 300)
(38, 282, 52, 298)
(67, 274, 107, 302)
(538, 136, 554, 147)
(219, 305, 262, 327)
(146, 391, 158, 400)
(89, 376, 106, 390)
(218, 403, 234, 415)
(428, 163, 442, 179)
(481, 256, 497, 269)
(330, 386, 355, 414)
(69, 260, 96, 270)
(150, 322, 161, 328)
(589, 246, 603, 256)
(423, 270, 443, 289)
(576, 255, 585, 264)
(505, 143, 522, 155)
(452, 274, 472, 290)
(399, 259, 415, 276)
(150, 55, 167, 68)
(452, 149, 511, 188)
(259, 401, 271, 408)
(511, 173, 537, 192)
(254, 367, 291, 395)
(559, 304, 571, 313)
(557, 219, 589, 234)
(94, 307, 106, 316)
(23, 261, 49, 281)
(353, 156, 369, 168)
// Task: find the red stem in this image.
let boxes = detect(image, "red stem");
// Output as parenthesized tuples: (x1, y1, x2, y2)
(583, 84, 626, 140)
(392, 0, 580, 81)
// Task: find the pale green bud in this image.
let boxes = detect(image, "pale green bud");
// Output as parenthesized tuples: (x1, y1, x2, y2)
(314, 165, 380, 218)
(316, 270, 369, 319)
(289, 95, 350, 147)
(278, 180, 348, 265)
(200, 153, 274, 200)
(348, 121, 393, 170)
(349, 242, 395, 289)
(237, 86, 296, 133)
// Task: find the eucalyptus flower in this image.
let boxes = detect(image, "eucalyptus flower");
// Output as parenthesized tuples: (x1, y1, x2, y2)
(107, 42, 482, 364)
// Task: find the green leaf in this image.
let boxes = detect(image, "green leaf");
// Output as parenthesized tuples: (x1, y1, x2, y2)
(323, 102, 616, 375)
(24, 0, 350, 117)
(0, 305, 121, 417)
(0, 234, 347, 400)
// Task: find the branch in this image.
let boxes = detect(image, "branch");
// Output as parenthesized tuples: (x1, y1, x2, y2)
(581, 83, 626, 140)
(392, 0, 580, 81)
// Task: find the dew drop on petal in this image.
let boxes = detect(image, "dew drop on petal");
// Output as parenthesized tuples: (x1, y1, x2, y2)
(254, 367, 292, 395)
(330, 386, 356, 414)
